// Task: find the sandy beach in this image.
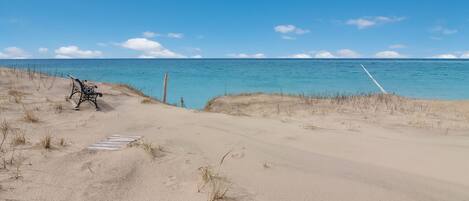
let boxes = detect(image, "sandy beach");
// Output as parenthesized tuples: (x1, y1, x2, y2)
(1, 67, 469, 201)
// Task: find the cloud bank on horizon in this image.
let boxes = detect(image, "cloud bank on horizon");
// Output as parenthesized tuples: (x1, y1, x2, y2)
(0, 1, 468, 59)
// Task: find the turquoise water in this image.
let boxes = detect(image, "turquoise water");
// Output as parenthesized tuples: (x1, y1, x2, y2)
(1, 59, 468, 108)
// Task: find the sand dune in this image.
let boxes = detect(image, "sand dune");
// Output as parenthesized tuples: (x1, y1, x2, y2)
(1, 67, 469, 201)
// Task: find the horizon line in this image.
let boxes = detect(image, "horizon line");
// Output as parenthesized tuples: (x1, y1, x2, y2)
(1, 58, 469, 60)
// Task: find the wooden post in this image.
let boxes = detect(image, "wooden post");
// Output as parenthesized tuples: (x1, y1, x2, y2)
(180, 97, 185, 108)
(162, 73, 168, 103)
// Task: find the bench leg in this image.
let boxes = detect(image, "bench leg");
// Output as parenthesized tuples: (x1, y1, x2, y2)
(74, 94, 100, 111)
(69, 91, 77, 100)
(74, 94, 84, 110)
(91, 98, 100, 111)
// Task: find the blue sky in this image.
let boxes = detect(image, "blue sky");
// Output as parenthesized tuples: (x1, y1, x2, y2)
(1, 0, 468, 59)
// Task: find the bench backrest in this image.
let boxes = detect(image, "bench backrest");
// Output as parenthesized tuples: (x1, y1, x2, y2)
(68, 75, 95, 95)
(69, 75, 85, 90)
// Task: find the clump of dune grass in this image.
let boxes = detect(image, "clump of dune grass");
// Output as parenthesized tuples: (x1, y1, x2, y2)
(208, 180, 229, 201)
(112, 83, 147, 97)
(141, 98, 155, 104)
(142, 142, 164, 158)
(131, 141, 164, 158)
(198, 150, 233, 200)
(53, 103, 63, 114)
(12, 152, 24, 180)
(111, 83, 161, 104)
(40, 135, 52, 149)
(198, 165, 231, 199)
(199, 166, 216, 187)
(8, 90, 24, 104)
(14, 161, 22, 179)
(59, 138, 67, 147)
(206, 92, 435, 117)
(0, 120, 10, 151)
(23, 109, 39, 123)
(11, 132, 26, 146)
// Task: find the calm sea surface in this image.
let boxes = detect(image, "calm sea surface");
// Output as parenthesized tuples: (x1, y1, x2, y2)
(1, 59, 468, 108)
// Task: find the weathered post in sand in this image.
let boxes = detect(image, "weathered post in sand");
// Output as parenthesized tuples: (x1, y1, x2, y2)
(180, 97, 185, 108)
(162, 73, 168, 103)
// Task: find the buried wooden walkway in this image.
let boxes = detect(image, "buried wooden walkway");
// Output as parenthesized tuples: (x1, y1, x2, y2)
(87, 135, 142, 151)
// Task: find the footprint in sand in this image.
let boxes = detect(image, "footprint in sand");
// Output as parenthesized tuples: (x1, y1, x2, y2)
(231, 151, 245, 159)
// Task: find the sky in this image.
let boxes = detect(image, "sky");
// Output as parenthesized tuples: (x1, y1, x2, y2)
(1, 0, 468, 59)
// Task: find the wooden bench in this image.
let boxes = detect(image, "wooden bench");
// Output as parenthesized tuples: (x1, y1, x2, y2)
(68, 75, 103, 111)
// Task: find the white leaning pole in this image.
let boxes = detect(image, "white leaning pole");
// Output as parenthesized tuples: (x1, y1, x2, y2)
(360, 64, 387, 94)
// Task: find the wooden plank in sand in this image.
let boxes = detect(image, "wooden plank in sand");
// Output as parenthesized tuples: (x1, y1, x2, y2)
(87, 135, 141, 151)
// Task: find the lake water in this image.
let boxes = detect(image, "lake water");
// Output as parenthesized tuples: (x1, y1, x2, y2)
(1, 59, 468, 108)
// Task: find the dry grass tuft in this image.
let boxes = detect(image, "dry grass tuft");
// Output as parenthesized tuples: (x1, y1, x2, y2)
(23, 110, 39, 123)
(8, 90, 24, 103)
(12, 152, 24, 180)
(112, 83, 161, 104)
(204, 93, 465, 129)
(53, 103, 63, 114)
(40, 135, 52, 149)
(11, 132, 26, 146)
(131, 141, 164, 158)
(0, 120, 10, 150)
(198, 150, 233, 200)
(141, 98, 155, 104)
(208, 180, 230, 201)
(199, 166, 216, 185)
(59, 138, 67, 147)
(113, 83, 147, 97)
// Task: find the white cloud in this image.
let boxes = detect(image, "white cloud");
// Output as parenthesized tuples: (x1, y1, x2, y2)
(287, 53, 312, 58)
(275, 25, 295, 33)
(121, 38, 184, 58)
(227, 53, 266, 58)
(97, 42, 107, 47)
(431, 54, 458, 59)
(314, 51, 336, 58)
(336, 49, 360, 58)
(347, 16, 405, 29)
(191, 55, 202, 58)
(0, 47, 29, 59)
(274, 24, 309, 34)
(389, 44, 406, 49)
(346, 19, 375, 29)
(281, 35, 296, 40)
(122, 38, 160, 51)
(142, 31, 183, 39)
(143, 31, 158, 38)
(167, 33, 184, 39)
(185, 47, 202, 53)
(431, 25, 458, 35)
(431, 52, 469, 59)
(96, 42, 120, 47)
(461, 52, 469, 58)
(374, 50, 405, 58)
(286, 49, 360, 59)
(38, 47, 48, 53)
(184, 47, 202, 57)
(54, 46, 102, 58)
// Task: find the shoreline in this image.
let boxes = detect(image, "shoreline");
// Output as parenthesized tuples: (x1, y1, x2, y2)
(3, 65, 469, 111)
